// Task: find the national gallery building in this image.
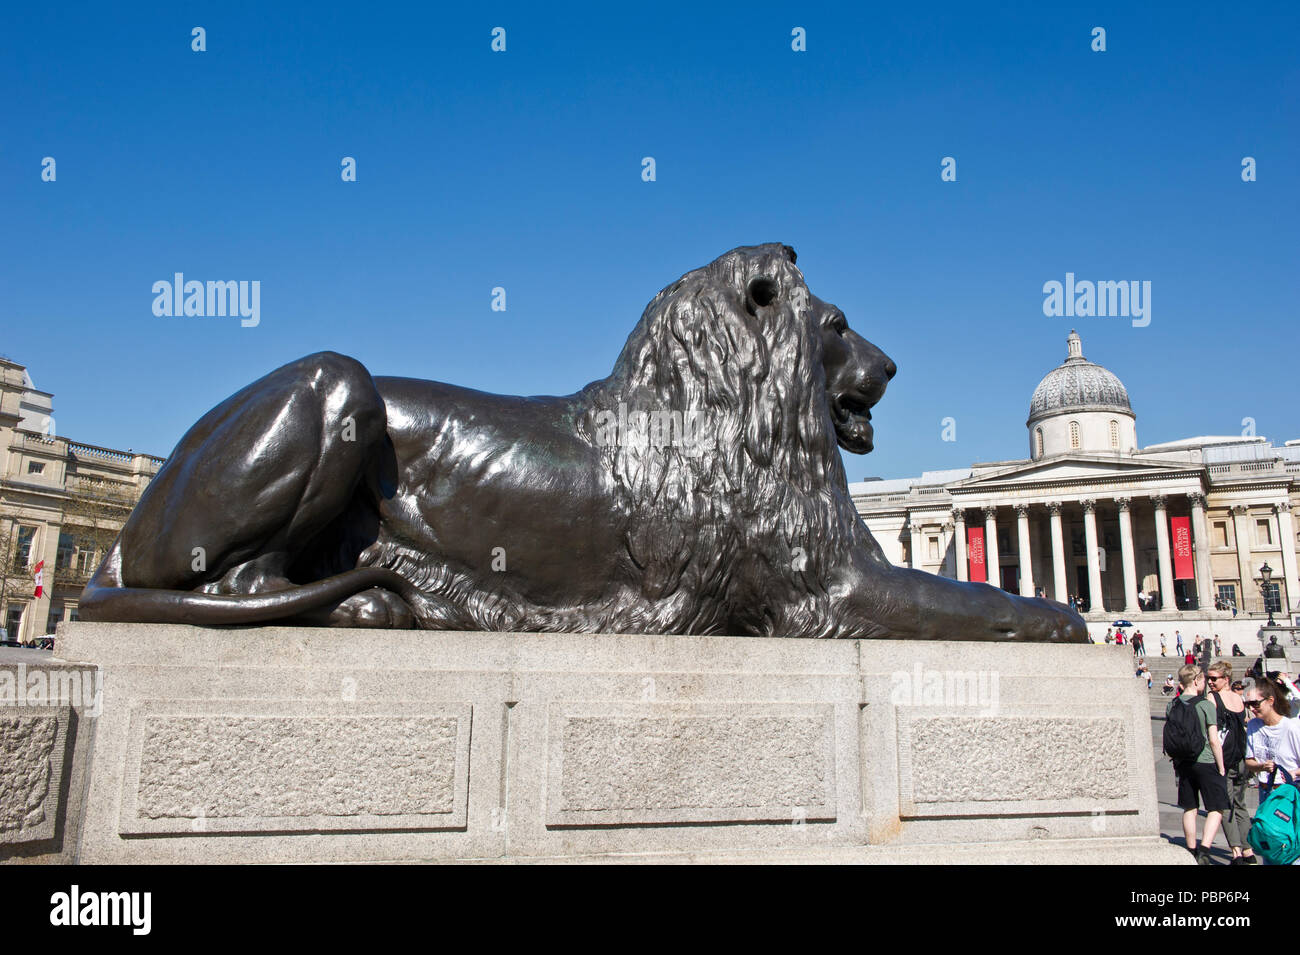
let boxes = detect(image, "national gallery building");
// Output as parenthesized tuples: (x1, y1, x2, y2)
(850, 332, 1300, 635)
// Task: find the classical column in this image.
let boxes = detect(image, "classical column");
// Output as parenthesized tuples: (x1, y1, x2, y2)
(1015, 504, 1034, 597)
(952, 509, 969, 582)
(984, 506, 1001, 590)
(1049, 502, 1068, 603)
(908, 514, 923, 571)
(1082, 499, 1104, 613)
(1116, 497, 1139, 613)
(1152, 494, 1176, 611)
(1231, 504, 1254, 613)
(1275, 502, 1298, 617)
(941, 519, 951, 579)
(1189, 492, 1215, 612)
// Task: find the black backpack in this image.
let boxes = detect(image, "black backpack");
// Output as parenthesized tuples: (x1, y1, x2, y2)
(1163, 696, 1205, 764)
(1212, 691, 1248, 767)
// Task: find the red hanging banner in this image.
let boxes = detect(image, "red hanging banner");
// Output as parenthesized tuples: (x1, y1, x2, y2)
(967, 527, 987, 583)
(1171, 516, 1194, 580)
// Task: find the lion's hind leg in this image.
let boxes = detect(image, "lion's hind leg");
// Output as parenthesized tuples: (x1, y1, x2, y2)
(83, 352, 398, 626)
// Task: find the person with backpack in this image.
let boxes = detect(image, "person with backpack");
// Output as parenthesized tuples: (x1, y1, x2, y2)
(1165, 665, 1229, 864)
(1244, 678, 1300, 863)
(1245, 678, 1300, 789)
(1207, 661, 1255, 864)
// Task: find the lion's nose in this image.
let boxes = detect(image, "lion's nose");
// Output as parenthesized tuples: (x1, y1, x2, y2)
(883, 355, 897, 381)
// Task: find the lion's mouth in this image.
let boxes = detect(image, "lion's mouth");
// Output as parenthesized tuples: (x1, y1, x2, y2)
(831, 392, 875, 453)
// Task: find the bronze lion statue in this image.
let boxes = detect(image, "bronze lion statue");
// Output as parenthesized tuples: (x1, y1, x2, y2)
(81, 243, 1086, 641)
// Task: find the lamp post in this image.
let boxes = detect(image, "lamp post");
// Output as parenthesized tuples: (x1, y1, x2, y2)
(1258, 561, 1276, 627)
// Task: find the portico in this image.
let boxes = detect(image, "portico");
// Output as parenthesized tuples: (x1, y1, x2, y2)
(849, 332, 1300, 629)
(945, 485, 1206, 614)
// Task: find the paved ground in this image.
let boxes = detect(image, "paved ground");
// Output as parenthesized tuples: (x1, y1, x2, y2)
(0, 646, 56, 663)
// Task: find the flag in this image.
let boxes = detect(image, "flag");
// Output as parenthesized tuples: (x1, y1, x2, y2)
(33, 559, 45, 598)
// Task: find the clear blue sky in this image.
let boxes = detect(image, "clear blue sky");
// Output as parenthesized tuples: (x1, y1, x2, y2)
(2, 1, 1296, 480)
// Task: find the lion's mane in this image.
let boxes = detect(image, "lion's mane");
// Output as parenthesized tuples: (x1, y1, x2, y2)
(579, 243, 870, 637)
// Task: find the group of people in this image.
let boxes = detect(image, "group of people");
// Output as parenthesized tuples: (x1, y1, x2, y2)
(1099, 627, 1147, 654)
(1213, 595, 1240, 616)
(1096, 628, 1254, 664)
(1167, 658, 1300, 864)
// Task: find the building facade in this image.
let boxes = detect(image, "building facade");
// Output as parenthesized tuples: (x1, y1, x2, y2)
(0, 357, 163, 643)
(851, 332, 1300, 628)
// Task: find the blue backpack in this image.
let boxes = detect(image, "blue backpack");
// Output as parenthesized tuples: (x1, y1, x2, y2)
(1248, 767, 1300, 865)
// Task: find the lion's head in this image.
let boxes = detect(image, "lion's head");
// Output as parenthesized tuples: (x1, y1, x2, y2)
(592, 243, 896, 627)
(607, 243, 895, 469)
(813, 285, 896, 455)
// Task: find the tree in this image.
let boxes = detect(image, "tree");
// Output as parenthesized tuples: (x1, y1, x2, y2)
(55, 475, 135, 587)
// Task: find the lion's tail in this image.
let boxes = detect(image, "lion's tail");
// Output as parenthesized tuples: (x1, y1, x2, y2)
(78, 567, 425, 627)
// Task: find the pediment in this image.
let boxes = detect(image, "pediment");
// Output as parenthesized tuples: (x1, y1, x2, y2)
(951, 454, 1198, 491)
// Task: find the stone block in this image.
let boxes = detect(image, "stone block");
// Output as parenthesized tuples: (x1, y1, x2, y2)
(545, 702, 835, 826)
(0, 652, 98, 864)
(118, 701, 471, 835)
(50, 623, 1183, 864)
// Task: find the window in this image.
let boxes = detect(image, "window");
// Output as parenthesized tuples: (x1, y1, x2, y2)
(1217, 584, 1237, 608)
(14, 526, 35, 572)
(1256, 519, 1273, 546)
(1109, 420, 1119, 448)
(1213, 521, 1228, 547)
(56, 532, 75, 571)
(75, 541, 97, 575)
(1069, 421, 1080, 449)
(68, 606, 80, 623)
(928, 536, 939, 561)
(1264, 582, 1282, 614)
(1035, 428, 1044, 457)
(4, 604, 25, 640)
(27, 461, 45, 474)
(46, 603, 63, 634)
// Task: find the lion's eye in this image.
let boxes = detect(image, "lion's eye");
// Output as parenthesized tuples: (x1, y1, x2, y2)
(831, 318, 848, 335)
(746, 277, 779, 311)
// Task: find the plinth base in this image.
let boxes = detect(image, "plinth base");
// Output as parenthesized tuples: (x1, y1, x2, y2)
(7, 624, 1187, 864)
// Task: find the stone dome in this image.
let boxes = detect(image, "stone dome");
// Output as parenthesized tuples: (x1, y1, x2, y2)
(1028, 330, 1132, 424)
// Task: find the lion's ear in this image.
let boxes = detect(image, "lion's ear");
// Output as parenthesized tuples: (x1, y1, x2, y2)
(745, 276, 779, 315)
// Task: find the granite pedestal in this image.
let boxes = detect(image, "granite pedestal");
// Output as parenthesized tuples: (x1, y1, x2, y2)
(7, 624, 1188, 864)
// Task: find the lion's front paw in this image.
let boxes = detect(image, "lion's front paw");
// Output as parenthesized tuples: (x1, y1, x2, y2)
(1005, 596, 1089, 643)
